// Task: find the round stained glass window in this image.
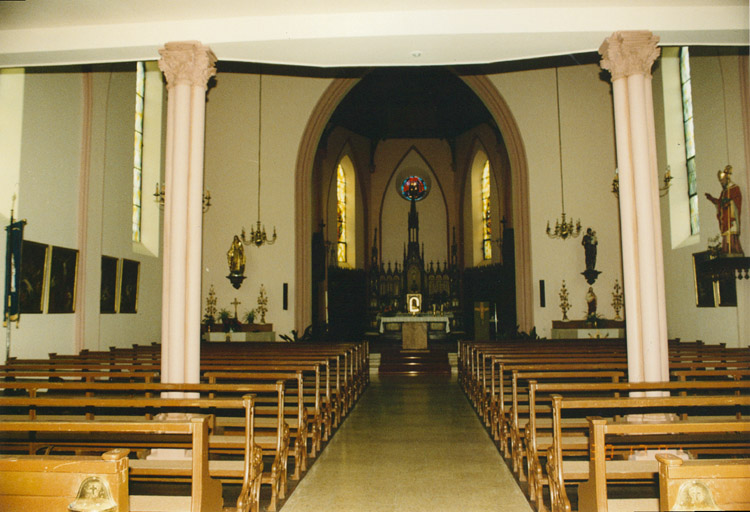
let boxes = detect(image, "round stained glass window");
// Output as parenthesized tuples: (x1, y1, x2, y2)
(400, 176, 427, 201)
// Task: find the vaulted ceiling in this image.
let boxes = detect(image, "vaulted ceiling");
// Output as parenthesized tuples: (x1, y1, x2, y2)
(329, 67, 495, 140)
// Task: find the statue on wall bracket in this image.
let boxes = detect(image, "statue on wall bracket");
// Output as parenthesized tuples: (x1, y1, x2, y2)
(227, 235, 246, 289)
(705, 165, 744, 257)
(581, 227, 601, 285)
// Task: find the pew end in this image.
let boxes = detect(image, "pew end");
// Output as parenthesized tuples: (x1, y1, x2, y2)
(0, 448, 130, 511)
(657, 453, 750, 511)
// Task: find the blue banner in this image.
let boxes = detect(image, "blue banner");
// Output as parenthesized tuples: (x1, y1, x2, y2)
(4, 217, 26, 327)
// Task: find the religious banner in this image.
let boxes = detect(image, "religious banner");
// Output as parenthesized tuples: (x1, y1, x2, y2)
(474, 301, 490, 341)
(4, 216, 26, 326)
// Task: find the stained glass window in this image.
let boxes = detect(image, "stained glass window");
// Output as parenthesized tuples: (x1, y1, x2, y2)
(132, 61, 145, 243)
(680, 47, 699, 235)
(481, 160, 492, 260)
(336, 164, 347, 263)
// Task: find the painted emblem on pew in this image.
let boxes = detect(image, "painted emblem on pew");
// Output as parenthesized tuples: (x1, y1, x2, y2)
(68, 476, 117, 512)
(672, 480, 720, 511)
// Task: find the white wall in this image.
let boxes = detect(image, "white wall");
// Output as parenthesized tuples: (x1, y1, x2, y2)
(655, 51, 747, 346)
(489, 64, 621, 338)
(1, 65, 164, 361)
(202, 72, 331, 338)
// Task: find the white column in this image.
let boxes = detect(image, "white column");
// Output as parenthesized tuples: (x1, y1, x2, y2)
(158, 42, 216, 386)
(600, 31, 669, 384)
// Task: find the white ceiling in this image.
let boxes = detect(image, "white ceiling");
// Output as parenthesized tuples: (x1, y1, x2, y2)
(0, 0, 747, 68)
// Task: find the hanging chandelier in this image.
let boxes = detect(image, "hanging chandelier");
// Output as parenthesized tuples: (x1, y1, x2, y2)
(546, 67, 582, 240)
(242, 74, 277, 247)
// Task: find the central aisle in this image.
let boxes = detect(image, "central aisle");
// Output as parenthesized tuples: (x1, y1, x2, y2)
(280, 374, 534, 511)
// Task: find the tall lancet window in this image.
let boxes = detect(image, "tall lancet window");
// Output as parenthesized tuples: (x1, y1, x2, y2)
(680, 47, 699, 235)
(132, 61, 145, 242)
(481, 160, 492, 260)
(336, 163, 347, 263)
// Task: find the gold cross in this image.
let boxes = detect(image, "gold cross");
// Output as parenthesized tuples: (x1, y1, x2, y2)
(230, 297, 241, 319)
(475, 302, 489, 321)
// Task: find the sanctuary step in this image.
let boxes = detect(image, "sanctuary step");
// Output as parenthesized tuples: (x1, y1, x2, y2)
(378, 349, 451, 376)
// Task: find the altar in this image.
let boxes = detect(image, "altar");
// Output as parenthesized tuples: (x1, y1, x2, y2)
(378, 315, 451, 349)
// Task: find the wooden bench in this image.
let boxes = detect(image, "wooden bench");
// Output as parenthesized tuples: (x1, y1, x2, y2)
(525, 379, 750, 510)
(0, 387, 282, 512)
(656, 453, 750, 511)
(0, 448, 129, 511)
(0, 416, 223, 512)
(578, 417, 750, 512)
(547, 394, 750, 512)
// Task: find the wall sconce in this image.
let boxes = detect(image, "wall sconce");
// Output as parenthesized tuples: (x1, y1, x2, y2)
(154, 182, 212, 212)
(154, 182, 211, 213)
(612, 166, 672, 198)
(226, 235, 246, 289)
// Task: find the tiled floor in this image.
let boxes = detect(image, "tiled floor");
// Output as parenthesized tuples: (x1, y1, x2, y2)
(280, 374, 533, 512)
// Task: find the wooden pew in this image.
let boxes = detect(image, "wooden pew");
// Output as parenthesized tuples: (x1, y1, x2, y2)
(0, 416, 223, 512)
(547, 394, 750, 512)
(525, 379, 750, 510)
(579, 417, 750, 512)
(656, 453, 750, 511)
(0, 386, 282, 512)
(0, 448, 129, 511)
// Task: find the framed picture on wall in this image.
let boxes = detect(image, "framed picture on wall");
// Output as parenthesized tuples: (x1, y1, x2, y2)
(48, 246, 78, 314)
(692, 251, 715, 308)
(119, 259, 139, 314)
(100, 256, 119, 314)
(717, 273, 737, 307)
(19, 240, 48, 314)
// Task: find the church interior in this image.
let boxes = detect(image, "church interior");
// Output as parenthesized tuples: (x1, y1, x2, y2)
(1, 1, 749, 511)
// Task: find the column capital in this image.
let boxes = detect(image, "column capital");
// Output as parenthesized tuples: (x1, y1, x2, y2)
(158, 41, 217, 90)
(599, 31, 661, 81)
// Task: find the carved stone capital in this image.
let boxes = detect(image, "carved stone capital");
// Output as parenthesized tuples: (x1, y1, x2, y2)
(158, 41, 217, 90)
(599, 31, 661, 81)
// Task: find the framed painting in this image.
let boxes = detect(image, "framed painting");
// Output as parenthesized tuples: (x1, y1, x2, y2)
(119, 259, 140, 314)
(19, 240, 48, 314)
(48, 246, 78, 314)
(100, 256, 119, 314)
(717, 273, 737, 307)
(692, 251, 715, 308)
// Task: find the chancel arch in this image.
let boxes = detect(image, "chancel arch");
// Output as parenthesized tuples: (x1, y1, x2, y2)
(295, 73, 533, 333)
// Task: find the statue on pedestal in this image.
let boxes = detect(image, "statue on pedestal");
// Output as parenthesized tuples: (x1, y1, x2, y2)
(705, 165, 743, 256)
(581, 228, 601, 284)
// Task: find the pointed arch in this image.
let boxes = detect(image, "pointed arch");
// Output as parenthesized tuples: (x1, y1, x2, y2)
(378, 145, 450, 264)
(462, 75, 533, 332)
(295, 75, 533, 333)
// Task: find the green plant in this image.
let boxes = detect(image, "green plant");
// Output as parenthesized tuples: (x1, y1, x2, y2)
(586, 313, 604, 327)
(243, 310, 256, 324)
(217, 308, 231, 323)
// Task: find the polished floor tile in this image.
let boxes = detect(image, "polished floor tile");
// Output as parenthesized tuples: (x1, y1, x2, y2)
(280, 375, 533, 512)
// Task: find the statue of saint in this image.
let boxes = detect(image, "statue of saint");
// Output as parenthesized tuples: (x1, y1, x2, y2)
(705, 165, 743, 255)
(227, 235, 246, 274)
(586, 287, 597, 317)
(582, 228, 598, 271)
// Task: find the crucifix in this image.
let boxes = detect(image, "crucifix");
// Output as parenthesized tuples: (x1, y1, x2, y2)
(474, 302, 489, 321)
(230, 297, 241, 320)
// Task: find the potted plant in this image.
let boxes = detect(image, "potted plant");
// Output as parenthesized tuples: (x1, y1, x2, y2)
(217, 308, 232, 332)
(239, 310, 256, 332)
